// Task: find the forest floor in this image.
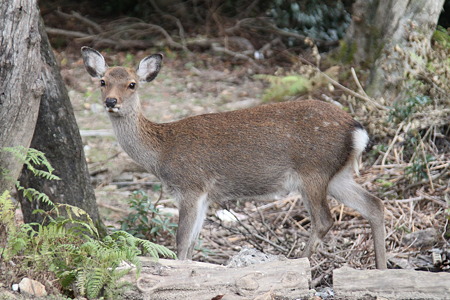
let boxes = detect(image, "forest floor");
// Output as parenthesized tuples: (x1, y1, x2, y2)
(2, 45, 448, 299)
(0, 47, 443, 299)
(59, 47, 449, 290)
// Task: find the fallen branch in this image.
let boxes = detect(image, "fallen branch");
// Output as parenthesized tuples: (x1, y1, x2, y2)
(56, 10, 103, 34)
(298, 57, 390, 111)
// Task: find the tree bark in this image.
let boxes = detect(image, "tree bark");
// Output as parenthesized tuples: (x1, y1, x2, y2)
(343, 0, 445, 103)
(0, 0, 44, 193)
(17, 16, 104, 232)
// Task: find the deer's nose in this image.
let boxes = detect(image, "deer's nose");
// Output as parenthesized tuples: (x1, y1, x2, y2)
(105, 98, 117, 108)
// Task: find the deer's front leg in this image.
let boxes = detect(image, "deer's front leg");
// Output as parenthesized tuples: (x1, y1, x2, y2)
(176, 193, 209, 260)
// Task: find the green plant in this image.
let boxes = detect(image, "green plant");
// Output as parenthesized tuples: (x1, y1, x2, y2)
(433, 26, 450, 49)
(255, 74, 312, 102)
(1, 146, 60, 206)
(405, 153, 436, 182)
(0, 148, 176, 298)
(120, 190, 178, 240)
(1, 190, 176, 298)
(388, 95, 431, 123)
(268, 0, 351, 43)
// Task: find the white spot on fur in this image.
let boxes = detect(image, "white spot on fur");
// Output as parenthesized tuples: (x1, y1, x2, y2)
(282, 171, 303, 193)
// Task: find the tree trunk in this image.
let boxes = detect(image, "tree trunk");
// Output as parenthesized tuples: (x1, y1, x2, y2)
(343, 0, 445, 103)
(17, 16, 104, 232)
(0, 0, 44, 193)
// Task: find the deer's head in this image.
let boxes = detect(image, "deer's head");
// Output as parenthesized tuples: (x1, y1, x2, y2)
(81, 47, 162, 117)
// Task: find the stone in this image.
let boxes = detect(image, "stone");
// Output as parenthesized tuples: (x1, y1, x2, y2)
(402, 228, 438, 249)
(18, 278, 47, 297)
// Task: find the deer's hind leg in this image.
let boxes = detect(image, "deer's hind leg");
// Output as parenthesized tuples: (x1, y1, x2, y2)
(328, 167, 386, 269)
(300, 175, 334, 258)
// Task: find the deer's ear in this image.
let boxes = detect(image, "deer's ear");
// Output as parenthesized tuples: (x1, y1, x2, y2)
(136, 53, 163, 82)
(81, 46, 108, 78)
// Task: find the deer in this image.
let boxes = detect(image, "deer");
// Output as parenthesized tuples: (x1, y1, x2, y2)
(81, 46, 387, 269)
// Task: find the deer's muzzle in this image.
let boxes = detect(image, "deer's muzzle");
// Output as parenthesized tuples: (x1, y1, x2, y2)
(105, 97, 117, 108)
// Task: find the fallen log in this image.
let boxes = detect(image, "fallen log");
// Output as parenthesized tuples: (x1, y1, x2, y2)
(334, 266, 450, 300)
(131, 257, 311, 300)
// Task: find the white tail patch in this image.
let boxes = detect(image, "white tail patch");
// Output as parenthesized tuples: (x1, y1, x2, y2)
(352, 127, 369, 176)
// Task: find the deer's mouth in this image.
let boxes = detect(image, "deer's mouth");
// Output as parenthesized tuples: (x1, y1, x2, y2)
(106, 106, 120, 113)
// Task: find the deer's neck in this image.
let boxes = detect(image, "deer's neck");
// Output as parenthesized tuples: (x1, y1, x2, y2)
(109, 108, 161, 174)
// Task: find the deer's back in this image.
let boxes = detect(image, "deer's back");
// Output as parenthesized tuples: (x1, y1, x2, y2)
(149, 100, 359, 198)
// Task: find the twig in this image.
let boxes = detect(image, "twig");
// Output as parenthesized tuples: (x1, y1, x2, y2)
(404, 164, 449, 192)
(385, 196, 425, 203)
(256, 207, 287, 247)
(46, 27, 152, 50)
(351, 67, 372, 101)
(97, 202, 128, 214)
(55, 10, 103, 33)
(310, 270, 329, 288)
(419, 138, 434, 191)
(381, 120, 406, 166)
(298, 57, 389, 111)
(149, 0, 187, 48)
(211, 42, 256, 64)
(46, 27, 89, 39)
(144, 23, 189, 52)
(281, 197, 299, 226)
(72, 11, 103, 33)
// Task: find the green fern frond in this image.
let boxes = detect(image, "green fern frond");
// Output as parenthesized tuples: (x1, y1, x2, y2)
(0, 190, 15, 230)
(76, 269, 87, 296)
(86, 267, 108, 298)
(2, 146, 60, 181)
(16, 182, 55, 207)
(138, 238, 177, 259)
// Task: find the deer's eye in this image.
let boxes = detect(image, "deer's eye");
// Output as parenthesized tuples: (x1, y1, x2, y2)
(100, 80, 106, 87)
(128, 82, 136, 89)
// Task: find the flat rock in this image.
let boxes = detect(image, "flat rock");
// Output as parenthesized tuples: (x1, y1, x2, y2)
(333, 266, 450, 300)
(402, 228, 438, 249)
(226, 247, 283, 268)
(18, 278, 47, 297)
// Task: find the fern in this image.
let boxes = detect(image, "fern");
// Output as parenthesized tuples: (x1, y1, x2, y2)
(2, 146, 60, 181)
(0, 191, 15, 233)
(2, 146, 60, 207)
(1, 149, 176, 298)
(16, 185, 55, 207)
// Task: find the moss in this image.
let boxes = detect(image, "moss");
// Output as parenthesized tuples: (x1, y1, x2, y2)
(334, 40, 357, 64)
(432, 26, 450, 49)
(255, 74, 312, 102)
(367, 25, 384, 64)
